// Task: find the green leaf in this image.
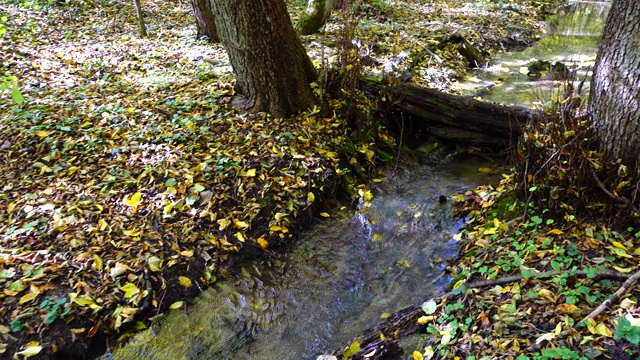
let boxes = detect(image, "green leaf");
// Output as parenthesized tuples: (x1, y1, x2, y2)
(10, 319, 23, 332)
(193, 183, 205, 193)
(11, 83, 23, 104)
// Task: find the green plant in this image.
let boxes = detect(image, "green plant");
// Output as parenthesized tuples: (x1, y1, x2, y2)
(40, 298, 71, 324)
(614, 316, 640, 345)
(0, 75, 23, 104)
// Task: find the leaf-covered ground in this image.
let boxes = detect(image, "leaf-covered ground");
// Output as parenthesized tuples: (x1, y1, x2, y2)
(410, 180, 640, 359)
(1, 0, 569, 358)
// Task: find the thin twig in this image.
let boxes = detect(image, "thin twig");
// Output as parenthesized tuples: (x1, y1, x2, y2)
(435, 269, 630, 302)
(576, 268, 640, 328)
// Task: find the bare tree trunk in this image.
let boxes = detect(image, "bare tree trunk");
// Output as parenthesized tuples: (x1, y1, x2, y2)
(132, 0, 148, 37)
(209, 0, 317, 117)
(297, 0, 335, 35)
(589, 0, 640, 176)
(191, 0, 219, 42)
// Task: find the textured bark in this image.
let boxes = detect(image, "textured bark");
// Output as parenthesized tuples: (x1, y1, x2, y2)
(375, 83, 543, 148)
(589, 0, 640, 175)
(297, 0, 335, 35)
(191, 0, 219, 42)
(210, 0, 317, 117)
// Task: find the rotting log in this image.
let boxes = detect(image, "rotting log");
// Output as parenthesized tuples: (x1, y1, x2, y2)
(372, 83, 545, 148)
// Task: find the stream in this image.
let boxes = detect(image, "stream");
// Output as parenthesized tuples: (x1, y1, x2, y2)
(108, 152, 501, 360)
(460, 0, 609, 106)
(108, 2, 608, 359)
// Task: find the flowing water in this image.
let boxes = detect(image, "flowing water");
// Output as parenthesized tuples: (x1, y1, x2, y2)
(108, 153, 501, 360)
(108, 3, 609, 359)
(460, 0, 609, 105)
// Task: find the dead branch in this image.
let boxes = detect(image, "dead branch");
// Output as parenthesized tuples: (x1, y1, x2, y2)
(576, 268, 640, 328)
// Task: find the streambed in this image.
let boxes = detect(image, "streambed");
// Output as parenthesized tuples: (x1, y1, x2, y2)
(460, 0, 609, 106)
(107, 153, 501, 360)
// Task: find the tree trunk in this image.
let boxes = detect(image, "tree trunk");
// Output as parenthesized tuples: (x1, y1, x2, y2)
(132, 0, 148, 37)
(297, 0, 335, 35)
(209, 0, 317, 117)
(373, 83, 542, 148)
(190, 0, 219, 42)
(589, 0, 640, 176)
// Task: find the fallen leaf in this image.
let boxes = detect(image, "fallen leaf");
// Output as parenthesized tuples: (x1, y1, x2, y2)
(179, 276, 192, 287)
(123, 192, 143, 207)
(170, 301, 184, 309)
(257, 237, 269, 249)
(15, 342, 42, 358)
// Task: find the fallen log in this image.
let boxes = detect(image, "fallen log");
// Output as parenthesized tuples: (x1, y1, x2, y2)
(373, 83, 545, 148)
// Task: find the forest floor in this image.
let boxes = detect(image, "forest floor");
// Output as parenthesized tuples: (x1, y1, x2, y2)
(2, 0, 638, 359)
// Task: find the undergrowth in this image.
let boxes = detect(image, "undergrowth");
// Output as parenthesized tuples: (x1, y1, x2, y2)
(511, 80, 639, 228)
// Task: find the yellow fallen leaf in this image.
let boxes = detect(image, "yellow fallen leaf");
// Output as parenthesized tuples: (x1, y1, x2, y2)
(16, 342, 42, 358)
(7, 202, 16, 213)
(608, 246, 633, 258)
(98, 219, 108, 231)
(586, 318, 597, 334)
(179, 249, 194, 257)
(93, 254, 103, 271)
(307, 192, 315, 203)
(123, 192, 143, 207)
(68, 166, 79, 175)
(236, 232, 246, 242)
(242, 168, 256, 177)
(34, 130, 50, 138)
(611, 241, 628, 250)
(123, 227, 141, 236)
(380, 312, 390, 319)
(362, 190, 373, 201)
(594, 322, 613, 337)
(120, 283, 140, 299)
(19, 292, 39, 304)
(320, 212, 330, 218)
(440, 327, 453, 345)
(412, 351, 423, 360)
(613, 265, 634, 273)
(233, 219, 249, 229)
(169, 301, 183, 310)
(257, 237, 269, 249)
(179, 276, 192, 287)
(549, 229, 564, 235)
(416, 315, 434, 324)
(218, 218, 230, 230)
(478, 167, 493, 174)
(424, 346, 435, 359)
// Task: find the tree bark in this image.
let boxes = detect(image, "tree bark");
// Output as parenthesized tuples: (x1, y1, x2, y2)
(375, 83, 543, 148)
(209, 0, 317, 117)
(190, 0, 219, 42)
(132, 0, 148, 37)
(297, 0, 335, 35)
(589, 0, 640, 176)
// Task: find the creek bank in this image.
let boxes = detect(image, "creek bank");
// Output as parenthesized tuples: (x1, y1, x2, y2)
(106, 151, 505, 360)
(0, 1, 560, 359)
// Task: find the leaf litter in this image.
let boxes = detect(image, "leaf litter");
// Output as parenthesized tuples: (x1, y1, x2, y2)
(2, 0, 614, 358)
